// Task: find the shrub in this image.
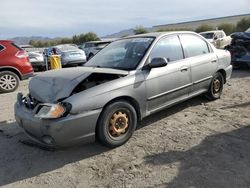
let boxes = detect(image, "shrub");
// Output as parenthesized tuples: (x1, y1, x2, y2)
(195, 24, 214, 33)
(217, 23, 236, 35)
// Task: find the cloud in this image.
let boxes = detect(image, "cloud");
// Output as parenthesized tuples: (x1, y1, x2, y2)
(0, 0, 249, 38)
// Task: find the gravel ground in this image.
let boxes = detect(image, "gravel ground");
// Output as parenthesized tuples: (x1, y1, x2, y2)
(0, 69, 249, 188)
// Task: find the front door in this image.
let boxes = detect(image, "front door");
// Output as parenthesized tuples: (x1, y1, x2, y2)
(144, 35, 192, 114)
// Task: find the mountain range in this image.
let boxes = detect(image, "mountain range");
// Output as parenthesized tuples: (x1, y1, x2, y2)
(10, 36, 54, 45)
(10, 27, 153, 45)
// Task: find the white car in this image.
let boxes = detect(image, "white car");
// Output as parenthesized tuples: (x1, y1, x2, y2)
(28, 51, 45, 71)
(200, 30, 231, 49)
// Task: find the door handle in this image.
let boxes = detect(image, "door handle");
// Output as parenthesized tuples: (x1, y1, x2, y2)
(180, 66, 188, 72)
(211, 59, 217, 63)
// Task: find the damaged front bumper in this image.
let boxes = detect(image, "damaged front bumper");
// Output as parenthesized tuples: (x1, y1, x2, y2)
(14, 93, 102, 148)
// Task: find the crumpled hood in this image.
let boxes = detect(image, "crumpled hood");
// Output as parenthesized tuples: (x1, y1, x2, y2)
(29, 67, 129, 103)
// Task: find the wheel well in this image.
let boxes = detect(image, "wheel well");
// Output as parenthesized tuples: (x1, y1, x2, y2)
(0, 67, 21, 80)
(217, 69, 226, 84)
(104, 96, 141, 120)
(95, 96, 141, 137)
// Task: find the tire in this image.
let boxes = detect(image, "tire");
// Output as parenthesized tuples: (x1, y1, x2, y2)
(97, 100, 137, 148)
(0, 71, 20, 93)
(205, 72, 224, 100)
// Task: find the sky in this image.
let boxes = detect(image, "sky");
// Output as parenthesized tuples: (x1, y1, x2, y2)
(0, 0, 249, 39)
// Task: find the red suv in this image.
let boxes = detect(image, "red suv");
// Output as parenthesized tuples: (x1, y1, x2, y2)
(0, 40, 33, 93)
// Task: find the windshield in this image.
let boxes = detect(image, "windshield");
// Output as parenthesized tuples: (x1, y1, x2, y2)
(85, 37, 154, 70)
(200, 32, 214, 39)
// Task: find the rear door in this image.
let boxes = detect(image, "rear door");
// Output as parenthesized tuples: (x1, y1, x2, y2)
(179, 34, 218, 95)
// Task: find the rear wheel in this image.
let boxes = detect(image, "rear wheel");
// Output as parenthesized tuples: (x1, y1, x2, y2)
(0, 71, 20, 93)
(205, 72, 224, 100)
(97, 101, 137, 148)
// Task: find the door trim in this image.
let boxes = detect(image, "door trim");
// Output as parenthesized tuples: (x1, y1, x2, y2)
(147, 83, 193, 101)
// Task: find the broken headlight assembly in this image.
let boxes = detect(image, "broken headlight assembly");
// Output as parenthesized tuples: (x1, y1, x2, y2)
(35, 102, 72, 119)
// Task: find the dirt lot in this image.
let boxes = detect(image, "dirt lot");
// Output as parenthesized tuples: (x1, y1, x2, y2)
(0, 69, 250, 188)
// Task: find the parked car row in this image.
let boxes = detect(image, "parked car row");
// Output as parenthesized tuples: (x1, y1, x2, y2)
(1, 28, 248, 95)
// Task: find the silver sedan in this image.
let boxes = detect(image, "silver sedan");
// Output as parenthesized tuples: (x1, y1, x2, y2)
(15, 31, 232, 148)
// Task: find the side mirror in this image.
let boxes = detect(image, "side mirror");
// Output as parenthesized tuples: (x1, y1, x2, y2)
(147, 57, 168, 69)
(213, 36, 218, 40)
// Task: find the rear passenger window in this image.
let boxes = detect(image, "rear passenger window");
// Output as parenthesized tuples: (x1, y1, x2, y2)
(11, 43, 23, 50)
(150, 35, 184, 62)
(0, 44, 5, 52)
(179, 34, 209, 58)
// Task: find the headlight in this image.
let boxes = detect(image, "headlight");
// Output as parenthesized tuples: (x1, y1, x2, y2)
(35, 102, 72, 119)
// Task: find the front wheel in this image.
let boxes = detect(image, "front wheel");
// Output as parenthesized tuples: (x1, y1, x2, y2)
(205, 72, 224, 100)
(0, 71, 20, 93)
(97, 101, 137, 148)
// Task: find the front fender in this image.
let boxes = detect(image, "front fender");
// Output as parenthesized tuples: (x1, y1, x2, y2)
(64, 72, 147, 118)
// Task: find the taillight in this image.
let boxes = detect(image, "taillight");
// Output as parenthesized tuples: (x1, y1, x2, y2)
(15, 50, 28, 59)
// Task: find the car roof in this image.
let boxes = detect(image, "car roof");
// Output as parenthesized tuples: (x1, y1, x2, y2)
(85, 40, 112, 44)
(123, 31, 197, 39)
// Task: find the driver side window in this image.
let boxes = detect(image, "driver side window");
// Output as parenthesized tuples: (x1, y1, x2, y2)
(150, 35, 184, 63)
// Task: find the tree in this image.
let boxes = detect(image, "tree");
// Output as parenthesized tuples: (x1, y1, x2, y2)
(27, 32, 100, 47)
(72, 35, 79, 44)
(81, 32, 100, 43)
(60, 37, 72, 44)
(195, 24, 214, 33)
(236, 17, 250, 32)
(217, 23, 236, 35)
(134, 26, 149, 35)
(29, 40, 35, 46)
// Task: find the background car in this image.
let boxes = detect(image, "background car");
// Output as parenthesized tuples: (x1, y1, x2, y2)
(228, 28, 250, 68)
(15, 32, 232, 148)
(20, 45, 46, 71)
(79, 40, 112, 60)
(199, 30, 231, 49)
(28, 51, 45, 71)
(44, 44, 86, 67)
(0, 40, 33, 93)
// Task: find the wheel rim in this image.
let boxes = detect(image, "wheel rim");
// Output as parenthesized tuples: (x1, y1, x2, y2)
(213, 78, 221, 93)
(109, 111, 129, 137)
(0, 74, 17, 91)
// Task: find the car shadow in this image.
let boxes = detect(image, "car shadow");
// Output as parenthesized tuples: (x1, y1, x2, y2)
(0, 95, 210, 186)
(231, 68, 250, 79)
(137, 95, 209, 130)
(0, 121, 108, 186)
(144, 125, 250, 188)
